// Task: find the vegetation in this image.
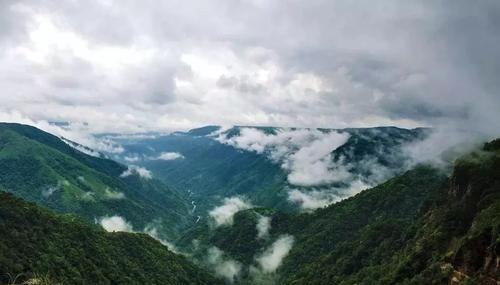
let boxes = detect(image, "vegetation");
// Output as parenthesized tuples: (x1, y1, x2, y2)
(110, 126, 426, 214)
(179, 140, 500, 285)
(1, 123, 498, 284)
(0, 123, 192, 239)
(0, 191, 220, 285)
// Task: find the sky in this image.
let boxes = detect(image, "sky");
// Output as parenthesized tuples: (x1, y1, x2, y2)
(0, 0, 499, 134)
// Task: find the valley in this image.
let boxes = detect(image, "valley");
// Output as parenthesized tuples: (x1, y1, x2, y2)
(0, 123, 498, 284)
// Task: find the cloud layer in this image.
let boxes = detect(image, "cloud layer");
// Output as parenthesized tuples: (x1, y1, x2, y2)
(0, 1, 498, 135)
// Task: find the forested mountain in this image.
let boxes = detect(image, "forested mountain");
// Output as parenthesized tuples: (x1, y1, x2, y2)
(0, 123, 192, 239)
(0, 191, 220, 285)
(1, 122, 497, 285)
(105, 125, 427, 215)
(178, 140, 500, 285)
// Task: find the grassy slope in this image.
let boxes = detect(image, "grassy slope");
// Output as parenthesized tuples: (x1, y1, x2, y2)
(0, 192, 220, 285)
(0, 123, 191, 238)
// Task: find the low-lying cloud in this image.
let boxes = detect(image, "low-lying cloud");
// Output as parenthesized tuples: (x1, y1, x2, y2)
(255, 235, 295, 273)
(120, 165, 152, 179)
(216, 127, 350, 186)
(41, 185, 59, 198)
(256, 215, 271, 239)
(206, 246, 242, 283)
(288, 180, 369, 211)
(154, 152, 185, 160)
(99, 215, 133, 232)
(144, 224, 179, 253)
(209, 197, 252, 227)
(104, 188, 126, 200)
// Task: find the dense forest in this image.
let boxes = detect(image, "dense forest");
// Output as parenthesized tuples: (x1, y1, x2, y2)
(0, 191, 220, 285)
(179, 139, 500, 284)
(0, 123, 498, 285)
(0, 123, 193, 239)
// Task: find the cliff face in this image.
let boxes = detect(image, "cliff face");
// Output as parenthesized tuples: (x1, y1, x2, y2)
(446, 139, 500, 284)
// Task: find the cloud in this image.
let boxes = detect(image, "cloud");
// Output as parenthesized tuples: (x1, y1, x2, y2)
(120, 165, 152, 179)
(123, 154, 141, 162)
(104, 188, 125, 200)
(206, 247, 242, 283)
(209, 197, 252, 227)
(256, 215, 271, 239)
(287, 189, 341, 211)
(403, 127, 489, 168)
(217, 127, 350, 186)
(143, 224, 179, 253)
(153, 152, 184, 160)
(99, 215, 133, 232)
(81, 191, 95, 201)
(255, 235, 294, 273)
(0, 1, 498, 137)
(286, 181, 364, 211)
(41, 185, 59, 198)
(41, 180, 73, 198)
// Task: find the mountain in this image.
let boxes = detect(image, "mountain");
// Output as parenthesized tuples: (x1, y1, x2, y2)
(0, 123, 193, 239)
(177, 139, 500, 284)
(103, 125, 427, 216)
(0, 191, 220, 285)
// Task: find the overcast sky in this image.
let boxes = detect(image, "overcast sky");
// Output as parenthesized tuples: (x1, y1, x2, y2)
(0, 0, 499, 134)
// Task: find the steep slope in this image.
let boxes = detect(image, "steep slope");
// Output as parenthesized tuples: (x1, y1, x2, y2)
(178, 140, 499, 285)
(0, 191, 220, 285)
(0, 123, 191, 239)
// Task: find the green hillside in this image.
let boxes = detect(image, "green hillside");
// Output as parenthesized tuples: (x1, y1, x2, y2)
(0, 123, 191, 239)
(179, 140, 500, 285)
(0, 191, 220, 285)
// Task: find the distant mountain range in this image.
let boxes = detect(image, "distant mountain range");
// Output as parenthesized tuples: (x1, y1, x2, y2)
(103, 125, 428, 216)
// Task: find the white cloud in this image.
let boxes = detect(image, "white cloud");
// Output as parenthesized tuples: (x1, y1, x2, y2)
(143, 224, 179, 253)
(217, 127, 350, 186)
(255, 235, 294, 273)
(209, 197, 252, 227)
(81, 191, 95, 201)
(287, 180, 369, 210)
(153, 152, 184, 160)
(287, 189, 340, 211)
(124, 154, 141, 162)
(256, 215, 271, 239)
(0, 0, 498, 169)
(104, 188, 125, 199)
(41, 185, 59, 198)
(206, 247, 242, 283)
(99, 215, 133, 232)
(120, 165, 152, 179)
